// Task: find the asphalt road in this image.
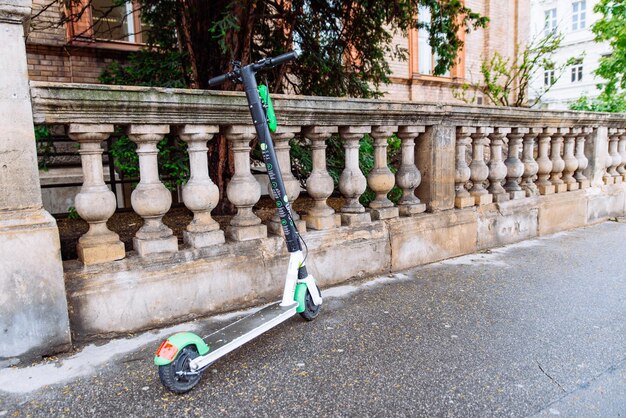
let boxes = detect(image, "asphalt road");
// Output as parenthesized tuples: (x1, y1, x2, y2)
(1, 221, 625, 417)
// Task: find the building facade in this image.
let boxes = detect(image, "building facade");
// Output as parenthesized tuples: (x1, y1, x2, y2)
(383, 0, 530, 104)
(27, 0, 530, 104)
(529, 0, 611, 109)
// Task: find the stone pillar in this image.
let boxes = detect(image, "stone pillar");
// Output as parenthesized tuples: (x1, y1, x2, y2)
(562, 128, 580, 191)
(587, 126, 609, 187)
(618, 129, 626, 182)
(396, 125, 426, 216)
(68, 124, 125, 264)
(0, 1, 71, 361)
(303, 126, 340, 230)
(224, 125, 267, 240)
(536, 128, 556, 195)
(177, 125, 225, 248)
(604, 129, 618, 185)
(454, 127, 475, 208)
(338, 126, 371, 226)
(574, 127, 591, 189)
(521, 128, 540, 197)
(127, 124, 178, 256)
(487, 128, 510, 202)
(549, 128, 567, 193)
(368, 126, 399, 220)
(267, 126, 306, 236)
(504, 128, 526, 200)
(415, 124, 456, 212)
(608, 128, 623, 184)
(469, 127, 493, 205)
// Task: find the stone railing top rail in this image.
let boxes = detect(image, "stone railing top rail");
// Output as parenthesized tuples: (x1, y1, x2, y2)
(30, 81, 626, 128)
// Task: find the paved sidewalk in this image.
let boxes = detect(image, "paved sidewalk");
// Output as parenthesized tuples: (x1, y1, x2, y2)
(1, 222, 625, 417)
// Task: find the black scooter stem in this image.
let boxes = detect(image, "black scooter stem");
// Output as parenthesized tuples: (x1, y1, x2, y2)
(240, 65, 302, 255)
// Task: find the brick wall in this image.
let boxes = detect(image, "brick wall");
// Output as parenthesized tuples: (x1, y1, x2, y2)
(27, 0, 132, 84)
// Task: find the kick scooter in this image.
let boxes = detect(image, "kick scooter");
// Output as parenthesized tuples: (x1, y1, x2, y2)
(154, 51, 323, 394)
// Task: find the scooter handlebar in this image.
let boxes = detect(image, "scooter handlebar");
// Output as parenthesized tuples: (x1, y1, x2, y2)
(253, 50, 300, 71)
(268, 51, 300, 67)
(209, 50, 300, 87)
(208, 72, 232, 87)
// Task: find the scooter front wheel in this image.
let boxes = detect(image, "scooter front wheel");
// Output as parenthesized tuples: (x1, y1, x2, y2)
(300, 287, 321, 321)
(158, 346, 203, 394)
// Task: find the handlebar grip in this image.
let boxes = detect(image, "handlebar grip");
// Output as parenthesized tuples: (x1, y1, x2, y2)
(208, 73, 231, 87)
(268, 51, 299, 67)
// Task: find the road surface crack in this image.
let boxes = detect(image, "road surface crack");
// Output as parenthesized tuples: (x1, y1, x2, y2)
(536, 360, 566, 393)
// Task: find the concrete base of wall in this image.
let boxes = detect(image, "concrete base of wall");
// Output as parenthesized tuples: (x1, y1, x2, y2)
(0, 209, 71, 361)
(64, 184, 626, 341)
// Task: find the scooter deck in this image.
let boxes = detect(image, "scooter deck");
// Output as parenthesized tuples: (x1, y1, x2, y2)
(190, 302, 298, 370)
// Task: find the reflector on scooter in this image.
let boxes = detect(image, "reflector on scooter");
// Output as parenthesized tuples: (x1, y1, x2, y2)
(155, 340, 178, 361)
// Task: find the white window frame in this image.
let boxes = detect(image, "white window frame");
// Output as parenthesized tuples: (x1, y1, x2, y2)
(544, 8, 557, 36)
(544, 69, 555, 86)
(571, 64, 583, 83)
(572, 0, 587, 31)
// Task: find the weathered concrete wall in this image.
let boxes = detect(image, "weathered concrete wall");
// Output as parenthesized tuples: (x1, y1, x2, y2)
(476, 198, 539, 250)
(0, 1, 71, 363)
(64, 183, 626, 341)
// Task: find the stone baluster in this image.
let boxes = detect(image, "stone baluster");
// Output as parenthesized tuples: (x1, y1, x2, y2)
(368, 126, 400, 220)
(536, 128, 556, 195)
(609, 128, 623, 184)
(177, 125, 225, 248)
(469, 127, 493, 205)
(223, 125, 267, 241)
(303, 126, 340, 230)
(68, 124, 125, 264)
(574, 127, 591, 189)
(396, 126, 426, 216)
(266, 126, 306, 236)
(455, 127, 475, 208)
(521, 128, 540, 197)
(487, 128, 510, 202)
(562, 128, 580, 191)
(338, 126, 371, 226)
(127, 124, 178, 256)
(604, 129, 618, 185)
(550, 128, 568, 193)
(618, 129, 626, 182)
(504, 128, 527, 200)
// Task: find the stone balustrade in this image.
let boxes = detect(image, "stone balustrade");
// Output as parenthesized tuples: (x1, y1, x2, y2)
(29, 82, 626, 266)
(22, 82, 626, 342)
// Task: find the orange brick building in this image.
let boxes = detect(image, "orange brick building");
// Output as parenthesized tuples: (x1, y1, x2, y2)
(27, 0, 529, 102)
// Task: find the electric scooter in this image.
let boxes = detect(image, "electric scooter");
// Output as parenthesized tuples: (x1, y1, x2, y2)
(154, 51, 323, 394)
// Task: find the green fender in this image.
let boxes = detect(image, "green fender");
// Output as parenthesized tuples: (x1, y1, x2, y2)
(295, 282, 308, 313)
(154, 332, 210, 366)
(258, 85, 277, 133)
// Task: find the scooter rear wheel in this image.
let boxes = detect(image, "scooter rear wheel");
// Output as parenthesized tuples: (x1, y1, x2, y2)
(300, 287, 321, 321)
(158, 346, 203, 394)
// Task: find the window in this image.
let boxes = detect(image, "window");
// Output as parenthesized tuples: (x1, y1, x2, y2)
(544, 70, 555, 86)
(544, 8, 557, 36)
(572, 0, 587, 31)
(571, 63, 583, 82)
(68, 0, 143, 44)
(91, 0, 136, 42)
(417, 5, 451, 76)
